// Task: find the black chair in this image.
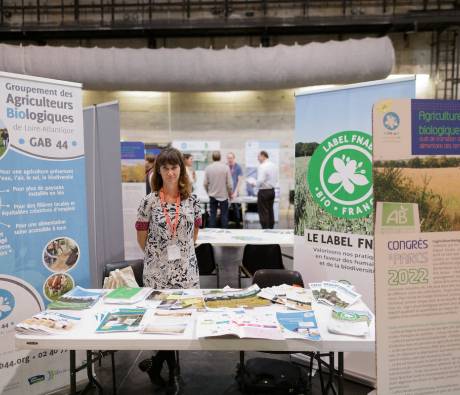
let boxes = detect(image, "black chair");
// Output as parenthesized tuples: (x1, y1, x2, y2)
(195, 243, 220, 288)
(252, 269, 304, 289)
(238, 244, 284, 288)
(102, 259, 144, 287)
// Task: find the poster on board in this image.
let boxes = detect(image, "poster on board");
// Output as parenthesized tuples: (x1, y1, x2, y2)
(0, 72, 88, 394)
(172, 140, 220, 201)
(374, 99, 460, 395)
(121, 141, 146, 260)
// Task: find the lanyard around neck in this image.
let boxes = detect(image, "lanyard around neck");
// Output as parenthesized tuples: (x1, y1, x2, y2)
(159, 189, 180, 238)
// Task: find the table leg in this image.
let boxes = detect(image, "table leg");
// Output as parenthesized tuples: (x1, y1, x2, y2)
(111, 351, 117, 395)
(327, 352, 335, 394)
(85, 350, 104, 395)
(70, 350, 77, 395)
(317, 353, 326, 394)
(337, 352, 344, 395)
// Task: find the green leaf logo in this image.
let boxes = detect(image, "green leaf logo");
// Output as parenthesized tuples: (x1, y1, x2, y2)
(307, 131, 373, 219)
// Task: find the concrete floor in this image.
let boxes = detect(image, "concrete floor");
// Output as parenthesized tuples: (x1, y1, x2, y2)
(90, 348, 374, 395)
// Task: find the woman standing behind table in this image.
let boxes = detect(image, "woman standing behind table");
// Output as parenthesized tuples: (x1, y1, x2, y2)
(135, 147, 201, 395)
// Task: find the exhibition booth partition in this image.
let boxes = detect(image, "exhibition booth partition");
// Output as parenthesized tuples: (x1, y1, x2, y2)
(1, 70, 460, 395)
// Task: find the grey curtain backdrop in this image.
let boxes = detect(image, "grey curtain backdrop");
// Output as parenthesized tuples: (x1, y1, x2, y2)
(84, 102, 124, 287)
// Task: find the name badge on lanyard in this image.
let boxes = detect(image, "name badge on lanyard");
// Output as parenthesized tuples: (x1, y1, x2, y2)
(160, 189, 181, 261)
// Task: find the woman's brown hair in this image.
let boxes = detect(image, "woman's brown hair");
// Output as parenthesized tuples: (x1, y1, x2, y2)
(152, 147, 192, 200)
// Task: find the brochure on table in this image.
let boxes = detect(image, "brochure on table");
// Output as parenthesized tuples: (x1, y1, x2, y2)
(16, 284, 374, 344)
(0, 72, 89, 394)
(294, 77, 415, 382)
(373, 99, 460, 395)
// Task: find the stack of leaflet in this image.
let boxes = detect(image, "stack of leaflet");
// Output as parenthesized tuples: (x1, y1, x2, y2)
(103, 287, 152, 304)
(258, 285, 313, 311)
(327, 307, 373, 337)
(309, 281, 361, 308)
(16, 312, 79, 335)
(142, 310, 194, 335)
(95, 308, 146, 333)
(203, 285, 270, 309)
(47, 286, 104, 310)
(257, 284, 292, 304)
(156, 290, 205, 310)
(285, 288, 313, 311)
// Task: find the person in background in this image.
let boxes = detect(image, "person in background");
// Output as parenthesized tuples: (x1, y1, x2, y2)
(227, 152, 243, 228)
(136, 147, 201, 395)
(254, 150, 278, 229)
(183, 153, 196, 189)
(203, 151, 233, 228)
(145, 154, 156, 195)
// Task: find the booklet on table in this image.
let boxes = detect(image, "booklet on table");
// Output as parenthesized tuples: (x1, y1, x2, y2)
(285, 288, 313, 311)
(276, 310, 321, 341)
(16, 312, 79, 335)
(196, 309, 284, 340)
(142, 310, 194, 335)
(327, 307, 372, 337)
(95, 308, 146, 333)
(309, 281, 361, 308)
(47, 286, 104, 310)
(103, 287, 152, 304)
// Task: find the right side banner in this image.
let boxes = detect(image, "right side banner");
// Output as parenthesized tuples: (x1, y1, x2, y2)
(374, 99, 460, 394)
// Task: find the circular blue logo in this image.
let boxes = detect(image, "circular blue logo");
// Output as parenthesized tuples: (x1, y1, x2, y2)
(0, 289, 15, 320)
(383, 112, 400, 131)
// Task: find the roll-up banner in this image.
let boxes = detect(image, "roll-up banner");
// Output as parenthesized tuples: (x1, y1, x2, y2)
(374, 99, 460, 394)
(0, 72, 88, 394)
(294, 77, 415, 382)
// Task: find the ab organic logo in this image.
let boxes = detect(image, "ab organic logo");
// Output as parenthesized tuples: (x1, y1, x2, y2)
(307, 131, 373, 219)
(382, 203, 414, 227)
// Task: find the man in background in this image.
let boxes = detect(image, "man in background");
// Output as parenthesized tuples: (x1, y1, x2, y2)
(227, 152, 243, 228)
(254, 150, 278, 229)
(204, 151, 233, 228)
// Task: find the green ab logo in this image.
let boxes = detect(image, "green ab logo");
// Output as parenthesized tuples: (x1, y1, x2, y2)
(382, 203, 414, 227)
(307, 131, 373, 219)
